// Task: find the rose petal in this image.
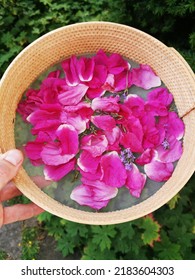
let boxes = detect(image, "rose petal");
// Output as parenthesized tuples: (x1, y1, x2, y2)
(58, 84, 88, 106)
(126, 164, 146, 198)
(91, 96, 120, 112)
(77, 150, 101, 174)
(147, 87, 173, 107)
(136, 148, 157, 165)
(25, 141, 43, 166)
(91, 115, 116, 131)
(70, 182, 118, 210)
(100, 151, 127, 187)
(77, 57, 95, 82)
(144, 160, 174, 182)
(56, 124, 79, 155)
(81, 133, 108, 157)
(131, 64, 161, 90)
(44, 158, 76, 181)
(156, 136, 183, 163)
(61, 55, 79, 86)
(41, 142, 75, 166)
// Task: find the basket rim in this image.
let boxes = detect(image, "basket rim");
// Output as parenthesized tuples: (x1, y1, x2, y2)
(0, 21, 195, 225)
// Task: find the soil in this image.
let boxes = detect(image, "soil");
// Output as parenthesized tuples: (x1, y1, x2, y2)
(0, 218, 66, 260)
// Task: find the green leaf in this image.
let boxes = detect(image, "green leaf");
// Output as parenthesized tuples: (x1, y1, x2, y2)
(167, 194, 181, 209)
(91, 225, 117, 251)
(141, 215, 161, 246)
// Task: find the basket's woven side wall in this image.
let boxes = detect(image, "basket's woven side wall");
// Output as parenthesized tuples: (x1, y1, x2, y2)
(0, 22, 194, 225)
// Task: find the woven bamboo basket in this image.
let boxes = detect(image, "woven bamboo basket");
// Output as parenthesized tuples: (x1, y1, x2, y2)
(0, 22, 195, 225)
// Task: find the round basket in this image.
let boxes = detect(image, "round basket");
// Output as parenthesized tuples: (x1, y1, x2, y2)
(0, 22, 195, 225)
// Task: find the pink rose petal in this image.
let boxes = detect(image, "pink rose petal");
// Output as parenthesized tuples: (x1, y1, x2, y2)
(41, 142, 75, 166)
(144, 160, 174, 182)
(44, 158, 76, 181)
(61, 55, 79, 86)
(126, 164, 146, 198)
(81, 133, 108, 157)
(131, 64, 161, 90)
(77, 150, 101, 174)
(91, 115, 116, 131)
(91, 96, 120, 112)
(100, 151, 127, 187)
(56, 124, 79, 155)
(156, 136, 183, 163)
(70, 182, 118, 210)
(77, 57, 95, 82)
(58, 84, 88, 106)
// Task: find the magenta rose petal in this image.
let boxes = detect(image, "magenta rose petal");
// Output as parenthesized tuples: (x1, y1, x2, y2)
(144, 160, 174, 182)
(77, 57, 95, 82)
(91, 96, 120, 112)
(100, 151, 127, 187)
(61, 55, 79, 86)
(41, 142, 75, 166)
(58, 84, 88, 106)
(91, 115, 116, 131)
(77, 150, 101, 174)
(44, 158, 76, 181)
(132, 64, 161, 90)
(126, 164, 147, 198)
(56, 124, 79, 155)
(156, 136, 183, 163)
(81, 134, 108, 157)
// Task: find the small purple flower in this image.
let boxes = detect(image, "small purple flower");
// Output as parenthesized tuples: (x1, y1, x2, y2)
(120, 148, 135, 170)
(161, 139, 170, 150)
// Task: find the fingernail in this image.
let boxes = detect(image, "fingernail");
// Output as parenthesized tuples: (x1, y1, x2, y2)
(3, 149, 23, 166)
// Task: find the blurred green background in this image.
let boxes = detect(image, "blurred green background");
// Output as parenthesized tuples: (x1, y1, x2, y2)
(0, 0, 194, 260)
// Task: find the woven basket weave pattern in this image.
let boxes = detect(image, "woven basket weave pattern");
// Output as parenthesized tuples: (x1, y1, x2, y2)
(0, 22, 194, 225)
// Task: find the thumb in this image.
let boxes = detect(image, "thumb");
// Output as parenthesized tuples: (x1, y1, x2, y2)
(0, 149, 23, 190)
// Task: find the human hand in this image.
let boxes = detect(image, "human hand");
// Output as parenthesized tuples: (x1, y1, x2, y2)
(0, 149, 49, 227)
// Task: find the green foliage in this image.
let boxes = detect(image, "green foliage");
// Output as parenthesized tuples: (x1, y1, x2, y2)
(0, 250, 9, 260)
(37, 174, 195, 260)
(20, 226, 40, 260)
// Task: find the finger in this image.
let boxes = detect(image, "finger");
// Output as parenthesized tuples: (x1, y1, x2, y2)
(0, 176, 51, 202)
(0, 149, 23, 190)
(3, 203, 44, 225)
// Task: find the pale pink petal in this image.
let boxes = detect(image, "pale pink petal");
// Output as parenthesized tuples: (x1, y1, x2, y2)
(81, 178, 118, 201)
(91, 96, 120, 112)
(56, 124, 79, 155)
(100, 151, 127, 187)
(156, 136, 183, 163)
(61, 55, 79, 86)
(131, 64, 161, 90)
(125, 164, 146, 198)
(70, 182, 118, 210)
(58, 84, 88, 106)
(41, 142, 75, 166)
(81, 133, 108, 157)
(44, 158, 76, 181)
(144, 160, 174, 182)
(77, 151, 101, 174)
(91, 115, 116, 131)
(77, 57, 95, 82)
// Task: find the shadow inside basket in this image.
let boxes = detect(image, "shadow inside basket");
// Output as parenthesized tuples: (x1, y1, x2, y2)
(14, 56, 179, 213)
